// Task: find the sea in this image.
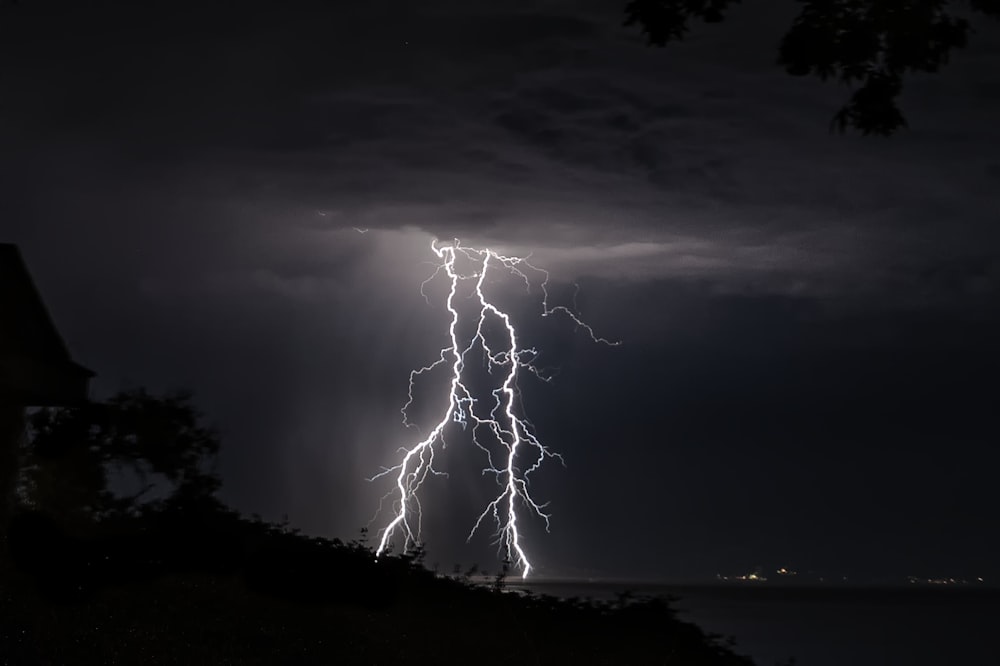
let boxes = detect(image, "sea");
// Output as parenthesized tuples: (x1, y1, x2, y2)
(505, 580, 1000, 666)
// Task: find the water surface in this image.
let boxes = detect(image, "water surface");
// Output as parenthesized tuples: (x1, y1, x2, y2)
(508, 581, 1000, 666)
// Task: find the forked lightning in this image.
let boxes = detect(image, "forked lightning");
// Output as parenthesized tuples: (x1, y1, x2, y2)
(372, 239, 615, 578)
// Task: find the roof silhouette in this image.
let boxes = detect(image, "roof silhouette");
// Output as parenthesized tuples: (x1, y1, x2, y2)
(0, 243, 93, 406)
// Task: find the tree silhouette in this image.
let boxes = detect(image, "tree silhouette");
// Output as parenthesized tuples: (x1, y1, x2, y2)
(20, 388, 221, 532)
(624, 0, 1000, 135)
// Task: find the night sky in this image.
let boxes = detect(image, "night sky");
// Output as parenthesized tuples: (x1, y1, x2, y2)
(2, 0, 998, 582)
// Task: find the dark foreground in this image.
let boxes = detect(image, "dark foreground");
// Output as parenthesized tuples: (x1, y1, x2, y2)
(0, 511, 755, 665)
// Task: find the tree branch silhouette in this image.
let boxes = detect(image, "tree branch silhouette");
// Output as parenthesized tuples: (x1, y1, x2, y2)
(625, 0, 1000, 135)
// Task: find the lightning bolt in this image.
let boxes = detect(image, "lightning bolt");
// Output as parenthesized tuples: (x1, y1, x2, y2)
(372, 239, 616, 578)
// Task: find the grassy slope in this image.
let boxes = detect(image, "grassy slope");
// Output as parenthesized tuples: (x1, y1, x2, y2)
(0, 517, 756, 666)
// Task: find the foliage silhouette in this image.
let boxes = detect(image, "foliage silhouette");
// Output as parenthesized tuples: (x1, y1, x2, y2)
(4, 387, 761, 663)
(20, 388, 221, 532)
(624, 0, 1000, 135)
(4, 511, 762, 664)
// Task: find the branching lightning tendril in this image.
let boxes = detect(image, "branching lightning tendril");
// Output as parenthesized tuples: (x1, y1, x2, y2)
(371, 239, 616, 578)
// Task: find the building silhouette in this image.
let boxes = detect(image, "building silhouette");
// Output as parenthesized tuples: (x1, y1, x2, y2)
(0, 243, 93, 536)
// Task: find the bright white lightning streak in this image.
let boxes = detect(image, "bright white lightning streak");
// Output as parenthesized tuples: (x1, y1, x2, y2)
(372, 239, 615, 578)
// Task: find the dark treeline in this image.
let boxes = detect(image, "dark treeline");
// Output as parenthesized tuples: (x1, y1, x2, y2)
(8, 389, 397, 607)
(7, 504, 398, 608)
(2, 389, 759, 665)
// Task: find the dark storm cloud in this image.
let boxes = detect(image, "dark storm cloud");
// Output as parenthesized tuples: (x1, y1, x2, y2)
(5, 1, 994, 290)
(1, 0, 998, 578)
